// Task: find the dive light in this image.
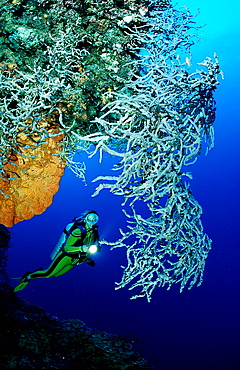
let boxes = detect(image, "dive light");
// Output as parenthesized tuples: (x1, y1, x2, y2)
(88, 244, 98, 254)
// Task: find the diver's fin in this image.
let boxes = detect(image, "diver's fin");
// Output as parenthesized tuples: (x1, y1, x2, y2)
(14, 271, 32, 292)
(14, 280, 30, 292)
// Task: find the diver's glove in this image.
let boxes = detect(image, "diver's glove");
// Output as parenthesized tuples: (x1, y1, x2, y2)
(87, 260, 95, 267)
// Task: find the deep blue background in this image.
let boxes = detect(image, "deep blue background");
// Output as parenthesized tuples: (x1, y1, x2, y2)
(7, 1, 240, 369)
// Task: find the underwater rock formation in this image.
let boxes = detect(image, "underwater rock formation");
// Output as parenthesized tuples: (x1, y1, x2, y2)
(0, 225, 149, 369)
(0, 0, 142, 225)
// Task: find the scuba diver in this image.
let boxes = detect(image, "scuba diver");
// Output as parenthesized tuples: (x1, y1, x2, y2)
(14, 210, 100, 292)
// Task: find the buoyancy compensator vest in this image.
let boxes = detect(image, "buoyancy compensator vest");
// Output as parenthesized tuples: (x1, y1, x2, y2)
(50, 217, 100, 260)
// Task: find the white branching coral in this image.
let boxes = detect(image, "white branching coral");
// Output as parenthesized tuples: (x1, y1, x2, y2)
(107, 183, 212, 302)
(0, 27, 88, 191)
(72, 3, 223, 301)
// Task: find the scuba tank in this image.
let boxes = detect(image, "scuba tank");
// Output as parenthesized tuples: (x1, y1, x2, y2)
(50, 215, 100, 260)
(50, 222, 74, 260)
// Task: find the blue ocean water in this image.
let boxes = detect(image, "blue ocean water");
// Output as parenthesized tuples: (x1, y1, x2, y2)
(6, 1, 240, 369)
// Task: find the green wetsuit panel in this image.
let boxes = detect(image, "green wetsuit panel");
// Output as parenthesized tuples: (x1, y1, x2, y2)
(30, 227, 87, 279)
(30, 253, 81, 279)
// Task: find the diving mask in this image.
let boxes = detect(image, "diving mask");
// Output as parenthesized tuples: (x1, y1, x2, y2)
(85, 212, 99, 225)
